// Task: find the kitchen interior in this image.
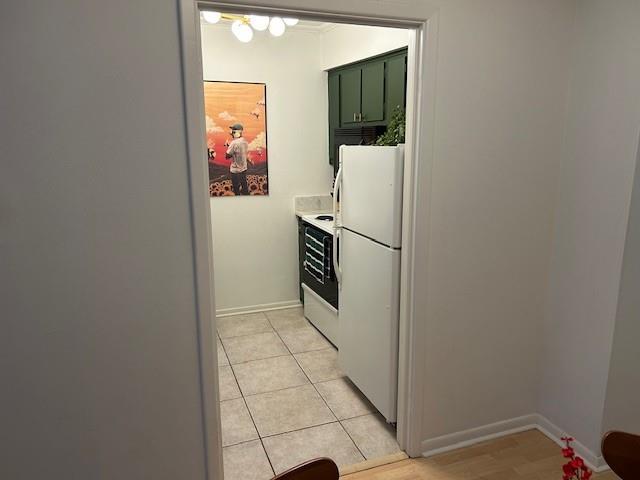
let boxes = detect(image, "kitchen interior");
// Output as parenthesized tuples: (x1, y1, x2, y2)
(201, 10, 411, 479)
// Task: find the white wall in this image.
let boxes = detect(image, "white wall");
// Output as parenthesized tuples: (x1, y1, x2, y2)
(418, 0, 575, 443)
(5, 0, 640, 475)
(203, 1, 640, 462)
(1, 1, 216, 479)
(540, 0, 640, 455)
(321, 24, 409, 70)
(201, 25, 333, 312)
(603, 135, 640, 436)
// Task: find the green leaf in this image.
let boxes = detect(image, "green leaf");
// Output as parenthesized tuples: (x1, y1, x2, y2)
(374, 106, 406, 146)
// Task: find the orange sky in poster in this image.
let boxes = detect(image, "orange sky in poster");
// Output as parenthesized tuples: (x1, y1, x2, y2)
(203, 82, 267, 167)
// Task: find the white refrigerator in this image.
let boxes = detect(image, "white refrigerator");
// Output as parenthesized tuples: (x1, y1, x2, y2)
(332, 145, 404, 423)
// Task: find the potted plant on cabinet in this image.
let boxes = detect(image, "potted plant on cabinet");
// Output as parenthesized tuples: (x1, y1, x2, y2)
(374, 106, 406, 146)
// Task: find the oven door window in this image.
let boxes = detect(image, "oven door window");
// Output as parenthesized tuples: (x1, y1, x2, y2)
(302, 223, 338, 309)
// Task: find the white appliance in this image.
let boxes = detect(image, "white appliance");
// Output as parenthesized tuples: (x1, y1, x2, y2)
(300, 214, 338, 346)
(301, 213, 334, 235)
(333, 144, 404, 423)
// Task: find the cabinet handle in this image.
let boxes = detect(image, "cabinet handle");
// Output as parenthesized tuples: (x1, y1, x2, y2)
(353, 112, 357, 122)
(359, 113, 364, 122)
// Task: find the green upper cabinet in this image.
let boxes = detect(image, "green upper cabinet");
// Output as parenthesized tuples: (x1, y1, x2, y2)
(328, 74, 340, 165)
(360, 61, 385, 123)
(385, 53, 407, 120)
(338, 62, 385, 125)
(328, 48, 407, 128)
(339, 68, 361, 124)
(327, 48, 407, 164)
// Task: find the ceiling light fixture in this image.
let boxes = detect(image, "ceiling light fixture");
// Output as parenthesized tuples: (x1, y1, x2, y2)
(249, 15, 270, 31)
(231, 19, 254, 43)
(268, 17, 286, 37)
(201, 11, 221, 24)
(201, 12, 300, 42)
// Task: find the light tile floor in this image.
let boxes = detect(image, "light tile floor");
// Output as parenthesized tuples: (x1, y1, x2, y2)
(217, 307, 402, 480)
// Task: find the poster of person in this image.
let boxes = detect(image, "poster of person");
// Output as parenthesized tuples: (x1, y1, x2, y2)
(203, 81, 269, 196)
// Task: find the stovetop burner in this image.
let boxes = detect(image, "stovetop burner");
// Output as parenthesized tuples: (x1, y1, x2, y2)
(316, 215, 333, 221)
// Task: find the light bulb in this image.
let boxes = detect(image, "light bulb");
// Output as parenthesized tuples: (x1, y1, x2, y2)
(269, 17, 286, 37)
(249, 15, 270, 31)
(202, 11, 221, 24)
(283, 17, 299, 26)
(231, 20, 253, 43)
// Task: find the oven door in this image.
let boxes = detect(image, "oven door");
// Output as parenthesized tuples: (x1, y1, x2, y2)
(301, 222, 338, 310)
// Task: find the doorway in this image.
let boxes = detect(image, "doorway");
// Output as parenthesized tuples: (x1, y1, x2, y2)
(178, 1, 438, 479)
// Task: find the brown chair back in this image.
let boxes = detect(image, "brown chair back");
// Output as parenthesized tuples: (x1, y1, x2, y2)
(271, 458, 339, 480)
(602, 431, 640, 479)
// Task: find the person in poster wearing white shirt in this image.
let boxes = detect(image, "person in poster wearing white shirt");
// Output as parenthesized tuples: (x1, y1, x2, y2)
(225, 123, 251, 195)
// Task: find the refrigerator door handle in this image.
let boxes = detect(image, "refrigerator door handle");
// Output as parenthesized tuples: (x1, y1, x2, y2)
(333, 158, 343, 286)
(333, 228, 341, 287)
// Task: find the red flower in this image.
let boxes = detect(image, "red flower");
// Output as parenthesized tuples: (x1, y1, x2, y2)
(560, 438, 591, 479)
(581, 462, 593, 479)
(571, 457, 585, 469)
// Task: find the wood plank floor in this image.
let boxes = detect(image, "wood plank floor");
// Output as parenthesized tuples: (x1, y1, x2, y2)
(341, 430, 618, 479)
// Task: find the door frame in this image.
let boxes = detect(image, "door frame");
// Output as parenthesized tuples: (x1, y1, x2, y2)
(176, 1, 439, 478)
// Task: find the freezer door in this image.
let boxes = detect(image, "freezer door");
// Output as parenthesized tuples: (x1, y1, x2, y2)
(340, 145, 404, 248)
(338, 228, 400, 422)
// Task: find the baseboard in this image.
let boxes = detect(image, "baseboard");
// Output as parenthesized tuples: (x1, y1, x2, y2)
(421, 413, 609, 473)
(535, 414, 607, 472)
(216, 300, 302, 317)
(421, 414, 539, 458)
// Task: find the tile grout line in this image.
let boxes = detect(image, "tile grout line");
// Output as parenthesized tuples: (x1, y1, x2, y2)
(227, 345, 341, 370)
(234, 380, 277, 477)
(240, 372, 349, 400)
(224, 311, 378, 468)
(223, 316, 326, 395)
(218, 328, 275, 341)
(262, 314, 351, 470)
(227, 352, 291, 368)
(216, 331, 231, 367)
(223, 334, 335, 364)
(269, 317, 368, 463)
(240, 375, 311, 399)
(221, 312, 401, 467)
(219, 411, 383, 448)
(257, 419, 343, 442)
(236, 382, 376, 420)
(338, 418, 370, 462)
(223, 330, 277, 478)
(217, 311, 273, 341)
(302, 370, 368, 462)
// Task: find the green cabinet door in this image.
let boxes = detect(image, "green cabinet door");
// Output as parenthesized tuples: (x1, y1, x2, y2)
(340, 68, 361, 124)
(361, 61, 385, 123)
(386, 53, 406, 119)
(328, 73, 340, 165)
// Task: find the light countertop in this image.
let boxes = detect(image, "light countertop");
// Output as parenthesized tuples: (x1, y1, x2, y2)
(295, 209, 332, 218)
(300, 213, 335, 235)
(293, 194, 332, 217)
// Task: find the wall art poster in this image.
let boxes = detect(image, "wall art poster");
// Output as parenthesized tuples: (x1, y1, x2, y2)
(204, 81, 268, 196)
